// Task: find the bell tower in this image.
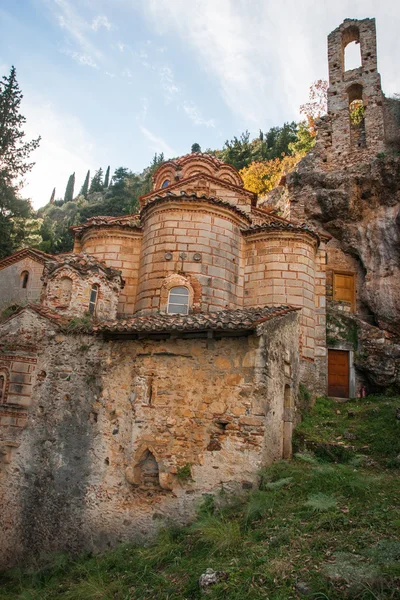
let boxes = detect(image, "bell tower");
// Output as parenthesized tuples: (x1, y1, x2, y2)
(327, 18, 385, 159)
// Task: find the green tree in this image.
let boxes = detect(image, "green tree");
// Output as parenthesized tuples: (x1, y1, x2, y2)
(80, 170, 90, 197)
(104, 165, 110, 188)
(89, 168, 103, 193)
(220, 131, 252, 171)
(191, 143, 201, 153)
(49, 187, 55, 204)
(289, 121, 315, 155)
(64, 172, 75, 203)
(0, 66, 41, 258)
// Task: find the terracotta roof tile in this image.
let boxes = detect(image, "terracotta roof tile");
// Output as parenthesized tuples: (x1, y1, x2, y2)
(242, 221, 321, 244)
(0, 248, 54, 270)
(43, 253, 124, 282)
(1, 303, 66, 327)
(141, 190, 251, 221)
(93, 305, 299, 336)
(71, 215, 141, 236)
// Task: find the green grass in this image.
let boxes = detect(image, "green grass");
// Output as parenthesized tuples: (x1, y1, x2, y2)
(1, 395, 399, 599)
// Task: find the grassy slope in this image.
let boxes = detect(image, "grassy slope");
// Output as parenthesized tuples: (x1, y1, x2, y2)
(1, 395, 399, 600)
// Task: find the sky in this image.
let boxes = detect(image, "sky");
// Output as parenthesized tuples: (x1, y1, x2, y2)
(0, 0, 399, 209)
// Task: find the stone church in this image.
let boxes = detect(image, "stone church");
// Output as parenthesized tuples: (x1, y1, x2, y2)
(0, 17, 399, 566)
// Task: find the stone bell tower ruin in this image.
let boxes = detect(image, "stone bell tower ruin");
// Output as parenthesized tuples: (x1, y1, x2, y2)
(327, 18, 385, 160)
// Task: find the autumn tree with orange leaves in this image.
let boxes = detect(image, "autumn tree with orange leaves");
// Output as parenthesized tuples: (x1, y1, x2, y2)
(300, 79, 328, 136)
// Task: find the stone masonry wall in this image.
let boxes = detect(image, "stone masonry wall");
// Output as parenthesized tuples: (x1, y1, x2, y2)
(77, 228, 142, 317)
(243, 231, 326, 394)
(0, 257, 44, 309)
(0, 310, 298, 567)
(135, 202, 247, 313)
(43, 267, 120, 320)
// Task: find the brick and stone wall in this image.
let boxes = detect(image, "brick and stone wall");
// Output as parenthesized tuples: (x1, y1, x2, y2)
(77, 227, 142, 316)
(135, 200, 247, 313)
(42, 265, 121, 320)
(0, 308, 298, 567)
(243, 230, 327, 393)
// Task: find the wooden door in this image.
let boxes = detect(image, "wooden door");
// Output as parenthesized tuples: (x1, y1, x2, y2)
(328, 350, 349, 398)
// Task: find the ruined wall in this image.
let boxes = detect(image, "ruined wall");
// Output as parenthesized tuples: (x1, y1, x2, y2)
(42, 266, 120, 320)
(135, 201, 247, 313)
(0, 257, 44, 309)
(78, 228, 142, 317)
(0, 310, 298, 567)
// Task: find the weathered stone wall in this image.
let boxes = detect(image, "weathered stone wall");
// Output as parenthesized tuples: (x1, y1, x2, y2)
(243, 231, 327, 394)
(77, 228, 142, 316)
(135, 201, 247, 313)
(327, 18, 385, 164)
(0, 309, 299, 567)
(0, 257, 44, 309)
(42, 266, 120, 320)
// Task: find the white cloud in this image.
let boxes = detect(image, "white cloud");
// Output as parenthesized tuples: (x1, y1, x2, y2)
(182, 101, 215, 128)
(45, 0, 103, 64)
(138, 124, 176, 157)
(91, 15, 113, 32)
(21, 97, 97, 209)
(61, 49, 99, 68)
(139, 0, 321, 125)
(159, 66, 181, 102)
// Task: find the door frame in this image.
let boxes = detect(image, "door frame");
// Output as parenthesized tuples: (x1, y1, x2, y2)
(327, 346, 356, 398)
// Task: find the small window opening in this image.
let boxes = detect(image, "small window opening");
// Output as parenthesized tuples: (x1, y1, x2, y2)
(21, 271, 29, 289)
(88, 284, 99, 315)
(347, 84, 366, 148)
(138, 450, 160, 488)
(167, 286, 189, 315)
(0, 373, 6, 403)
(344, 40, 362, 72)
(161, 179, 170, 188)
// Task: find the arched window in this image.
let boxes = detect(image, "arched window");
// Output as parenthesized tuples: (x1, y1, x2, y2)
(347, 83, 366, 148)
(59, 277, 72, 306)
(344, 40, 361, 71)
(161, 179, 170, 188)
(88, 284, 99, 315)
(21, 271, 29, 289)
(167, 286, 189, 315)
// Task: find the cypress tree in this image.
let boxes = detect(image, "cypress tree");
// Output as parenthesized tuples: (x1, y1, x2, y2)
(64, 172, 75, 203)
(104, 165, 110, 188)
(49, 187, 55, 204)
(80, 169, 90, 197)
(191, 143, 201, 153)
(89, 168, 103, 193)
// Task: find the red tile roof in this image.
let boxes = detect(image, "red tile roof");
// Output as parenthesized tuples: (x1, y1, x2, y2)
(93, 305, 299, 336)
(0, 248, 54, 270)
(140, 190, 252, 222)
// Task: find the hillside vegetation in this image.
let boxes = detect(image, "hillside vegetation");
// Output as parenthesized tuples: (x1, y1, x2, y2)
(1, 394, 399, 599)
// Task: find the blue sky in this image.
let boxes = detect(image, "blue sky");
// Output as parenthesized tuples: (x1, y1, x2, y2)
(0, 0, 399, 209)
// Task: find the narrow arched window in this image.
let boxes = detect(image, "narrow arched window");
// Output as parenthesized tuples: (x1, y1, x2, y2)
(21, 271, 29, 289)
(88, 284, 99, 315)
(167, 286, 189, 315)
(161, 179, 170, 188)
